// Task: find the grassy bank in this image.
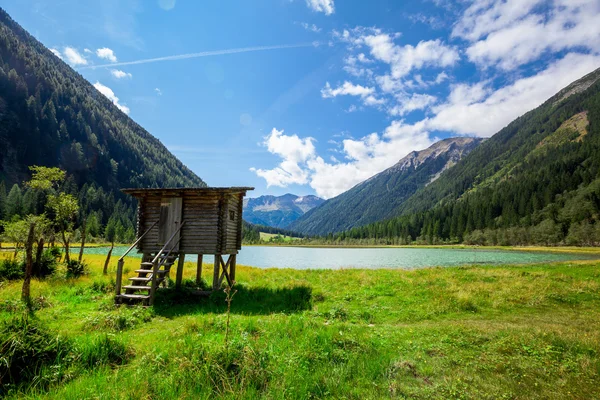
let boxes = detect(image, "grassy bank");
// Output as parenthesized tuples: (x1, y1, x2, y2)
(1, 253, 599, 399)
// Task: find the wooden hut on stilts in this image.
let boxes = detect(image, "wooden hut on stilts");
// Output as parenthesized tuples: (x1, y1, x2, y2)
(114, 187, 253, 305)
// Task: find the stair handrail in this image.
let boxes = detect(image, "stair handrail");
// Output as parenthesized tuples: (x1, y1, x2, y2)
(151, 220, 186, 264)
(119, 220, 159, 262)
(149, 220, 186, 305)
(115, 220, 158, 299)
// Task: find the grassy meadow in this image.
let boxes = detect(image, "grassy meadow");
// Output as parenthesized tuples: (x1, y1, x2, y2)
(1, 251, 599, 399)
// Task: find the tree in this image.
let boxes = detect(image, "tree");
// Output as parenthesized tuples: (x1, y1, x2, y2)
(103, 216, 117, 274)
(5, 184, 23, 219)
(0, 181, 6, 220)
(47, 192, 79, 263)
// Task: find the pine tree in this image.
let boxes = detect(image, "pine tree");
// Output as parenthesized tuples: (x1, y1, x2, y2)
(5, 184, 23, 219)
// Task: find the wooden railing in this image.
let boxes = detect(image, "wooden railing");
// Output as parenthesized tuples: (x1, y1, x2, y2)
(115, 221, 158, 297)
(149, 221, 186, 305)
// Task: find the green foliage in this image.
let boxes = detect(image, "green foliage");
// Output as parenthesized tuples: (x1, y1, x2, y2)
(77, 334, 132, 369)
(26, 166, 65, 191)
(5, 184, 22, 219)
(0, 258, 24, 280)
(0, 316, 72, 391)
(65, 260, 87, 278)
(34, 249, 58, 278)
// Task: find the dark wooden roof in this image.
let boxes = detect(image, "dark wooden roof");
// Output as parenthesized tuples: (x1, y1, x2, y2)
(122, 187, 254, 197)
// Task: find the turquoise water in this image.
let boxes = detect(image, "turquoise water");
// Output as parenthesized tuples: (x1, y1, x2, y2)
(73, 246, 595, 270)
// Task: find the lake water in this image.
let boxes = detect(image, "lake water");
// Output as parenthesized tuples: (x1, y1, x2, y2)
(74, 246, 595, 270)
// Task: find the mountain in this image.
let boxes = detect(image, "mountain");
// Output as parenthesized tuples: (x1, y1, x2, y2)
(289, 137, 483, 235)
(243, 194, 324, 228)
(0, 8, 204, 191)
(339, 66, 600, 246)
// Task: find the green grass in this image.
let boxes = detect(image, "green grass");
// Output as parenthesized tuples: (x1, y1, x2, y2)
(259, 232, 298, 242)
(1, 252, 599, 399)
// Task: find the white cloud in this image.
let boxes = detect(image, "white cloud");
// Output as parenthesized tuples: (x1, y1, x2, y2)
(84, 48, 92, 53)
(359, 34, 459, 79)
(250, 128, 316, 187)
(159, 0, 176, 10)
(63, 47, 87, 65)
(93, 82, 130, 114)
(155, 88, 162, 96)
(251, 124, 433, 198)
(388, 93, 437, 116)
(301, 22, 321, 33)
(455, 0, 600, 70)
(321, 81, 374, 98)
(306, 0, 334, 15)
(110, 69, 132, 79)
(96, 47, 118, 63)
(49, 48, 62, 59)
(411, 53, 600, 137)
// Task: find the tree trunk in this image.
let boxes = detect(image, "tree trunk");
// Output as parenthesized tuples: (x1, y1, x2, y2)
(34, 237, 45, 277)
(78, 216, 87, 262)
(21, 223, 36, 303)
(103, 242, 114, 275)
(62, 229, 70, 264)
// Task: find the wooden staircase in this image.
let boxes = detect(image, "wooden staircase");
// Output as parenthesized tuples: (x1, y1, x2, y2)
(116, 251, 179, 305)
(115, 220, 185, 306)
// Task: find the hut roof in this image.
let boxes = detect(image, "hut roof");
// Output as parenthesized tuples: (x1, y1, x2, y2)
(122, 187, 254, 197)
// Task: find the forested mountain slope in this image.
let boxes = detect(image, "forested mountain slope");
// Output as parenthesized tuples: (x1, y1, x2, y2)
(338, 67, 600, 245)
(289, 137, 482, 235)
(243, 194, 323, 228)
(0, 8, 204, 190)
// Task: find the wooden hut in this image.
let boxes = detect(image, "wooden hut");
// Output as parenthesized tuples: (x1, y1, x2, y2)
(114, 187, 253, 305)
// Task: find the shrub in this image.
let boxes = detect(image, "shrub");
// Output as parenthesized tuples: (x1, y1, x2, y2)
(34, 249, 58, 278)
(0, 258, 24, 281)
(66, 260, 87, 278)
(0, 316, 72, 391)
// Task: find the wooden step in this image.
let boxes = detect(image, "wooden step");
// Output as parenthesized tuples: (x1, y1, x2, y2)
(129, 277, 151, 282)
(124, 285, 152, 291)
(116, 294, 150, 300)
(135, 269, 168, 274)
(140, 262, 175, 267)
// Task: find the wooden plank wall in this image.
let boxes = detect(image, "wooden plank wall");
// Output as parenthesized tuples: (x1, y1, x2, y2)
(136, 191, 244, 255)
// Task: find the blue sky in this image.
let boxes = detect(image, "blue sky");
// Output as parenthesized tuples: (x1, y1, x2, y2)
(4, 0, 600, 198)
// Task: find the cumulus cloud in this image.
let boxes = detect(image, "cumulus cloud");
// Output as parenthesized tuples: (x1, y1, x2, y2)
(409, 53, 600, 137)
(49, 48, 62, 59)
(110, 69, 132, 79)
(155, 88, 162, 96)
(93, 82, 130, 114)
(388, 93, 437, 116)
(96, 47, 118, 62)
(454, 0, 600, 70)
(322, 81, 385, 108)
(306, 0, 334, 15)
(250, 128, 316, 187)
(251, 124, 433, 198)
(359, 34, 459, 79)
(63, 47, 87, 65)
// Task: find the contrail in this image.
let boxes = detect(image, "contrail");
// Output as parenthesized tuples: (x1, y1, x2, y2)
(80, 42, 317, 70)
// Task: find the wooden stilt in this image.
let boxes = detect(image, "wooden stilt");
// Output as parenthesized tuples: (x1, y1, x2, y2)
(175, 253, 185, 288)
(212, 255, 221, 290)
(196, 254, 203, 286)
(230, 254, 236, 283)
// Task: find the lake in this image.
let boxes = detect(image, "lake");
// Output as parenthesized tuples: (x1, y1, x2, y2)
(74, 246, 595, 269)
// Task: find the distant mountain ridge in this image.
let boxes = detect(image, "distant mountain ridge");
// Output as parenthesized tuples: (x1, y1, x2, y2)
(337, 66, 600, 246)
(243, 193, 324, 228)
(289, 137, 483, 235)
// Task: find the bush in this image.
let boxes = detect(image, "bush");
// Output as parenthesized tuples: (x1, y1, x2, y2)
(0, 316, 72, 392)
(48, 246, 62, 260)
(0, 258, 24, 281)
(66, 260, 87, 278)
(34, 249, 58, 278)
